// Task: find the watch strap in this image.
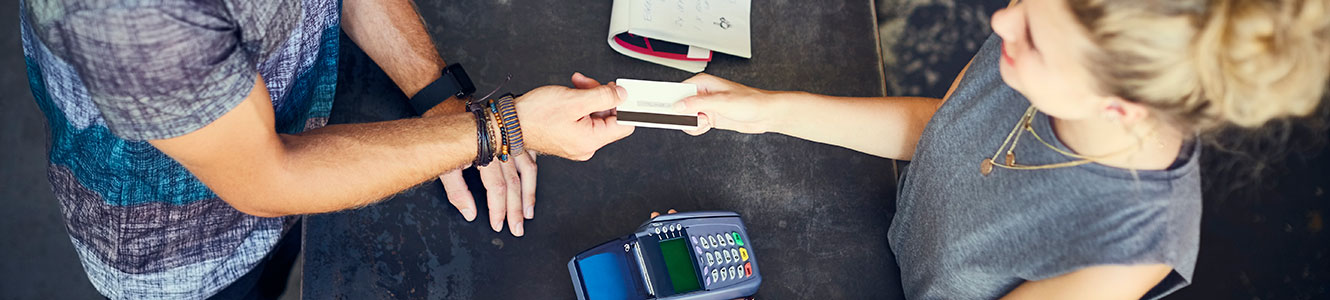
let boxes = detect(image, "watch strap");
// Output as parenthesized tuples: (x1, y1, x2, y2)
(408, 63, 476, 115)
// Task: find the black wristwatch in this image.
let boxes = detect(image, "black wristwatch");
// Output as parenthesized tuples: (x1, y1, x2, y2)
(409, 63, 476, 115)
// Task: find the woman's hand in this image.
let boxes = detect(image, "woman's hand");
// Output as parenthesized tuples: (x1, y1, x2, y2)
(674, 73, 790, 136)
(648, 209, 679, 219)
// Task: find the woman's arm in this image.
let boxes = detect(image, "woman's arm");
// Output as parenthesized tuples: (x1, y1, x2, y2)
(761, 92, 941, 160)
(678, 63, 969, 160)
(676, 2, 995, 160)
(1001, 264, 1172, 300)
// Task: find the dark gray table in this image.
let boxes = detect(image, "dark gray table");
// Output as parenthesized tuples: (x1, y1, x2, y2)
(304, 0, 902, 298)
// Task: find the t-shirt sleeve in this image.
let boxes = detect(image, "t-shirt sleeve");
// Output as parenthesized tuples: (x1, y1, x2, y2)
(1029, 195, 1202, 300)
(34, 4, 257, 140)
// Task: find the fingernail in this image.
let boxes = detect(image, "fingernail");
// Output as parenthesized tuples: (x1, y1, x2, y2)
(614, 85, 628, 99)
(492, 220, 502, 232)
(461, 208, 476, 222)
(513, 221, 525, 237)
(524, 205, 534, 219)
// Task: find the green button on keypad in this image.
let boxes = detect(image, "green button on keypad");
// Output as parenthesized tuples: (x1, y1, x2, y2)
(732, 232, 743, 246)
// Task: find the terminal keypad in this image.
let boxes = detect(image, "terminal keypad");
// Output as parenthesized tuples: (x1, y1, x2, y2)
(690, 229, 752, 288)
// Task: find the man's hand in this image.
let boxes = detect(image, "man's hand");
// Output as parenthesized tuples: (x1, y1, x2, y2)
(519, 73, 636, 161)
(429, 73, 633, 237)
(426, 98, 538, 237)
(434, 153, 538, 236)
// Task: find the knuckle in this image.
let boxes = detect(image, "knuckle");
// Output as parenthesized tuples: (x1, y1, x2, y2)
(486, 179, 506, 190)
(445, 191, 470, 202)
(601, 85, 620, 102)
(489, 188, 508, 200)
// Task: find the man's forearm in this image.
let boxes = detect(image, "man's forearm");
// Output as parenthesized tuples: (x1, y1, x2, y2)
(262, 114, 478, 215)
(343, 0, 445, 97)
(151, 76, 482, 217)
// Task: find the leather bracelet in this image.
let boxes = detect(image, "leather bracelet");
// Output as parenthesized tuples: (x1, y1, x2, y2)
(494, 94, 524, 160)
(472, 108, 495, 167)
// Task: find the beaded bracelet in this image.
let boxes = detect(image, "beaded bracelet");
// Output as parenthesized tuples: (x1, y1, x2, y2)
(487, 99, 509, 162)
(462, 75, 514, 166)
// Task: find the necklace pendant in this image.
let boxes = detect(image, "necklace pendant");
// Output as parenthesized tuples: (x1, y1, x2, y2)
(1005, 153, 1015, 166)
(980, 158, 994, 176)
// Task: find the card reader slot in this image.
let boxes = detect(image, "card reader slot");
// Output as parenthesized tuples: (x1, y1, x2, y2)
(633, 241, 654, 296)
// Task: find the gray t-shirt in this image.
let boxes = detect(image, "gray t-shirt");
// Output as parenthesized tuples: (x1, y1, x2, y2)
(25, 0, 301, 140)
(22, 0, 339, 298)
(890, 35, 1202, 299)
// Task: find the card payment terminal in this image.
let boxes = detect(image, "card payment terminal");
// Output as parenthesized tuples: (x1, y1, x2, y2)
(567, 211, 761, 300)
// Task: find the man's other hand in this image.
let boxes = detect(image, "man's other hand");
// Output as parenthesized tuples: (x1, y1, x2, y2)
(431, 72, 633, 237)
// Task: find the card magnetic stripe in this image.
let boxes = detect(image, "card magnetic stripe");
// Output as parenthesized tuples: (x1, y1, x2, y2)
(497, 95, 523, 151)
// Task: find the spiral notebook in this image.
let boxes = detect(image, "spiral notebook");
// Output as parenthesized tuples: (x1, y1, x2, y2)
(608, 0, 753, 73)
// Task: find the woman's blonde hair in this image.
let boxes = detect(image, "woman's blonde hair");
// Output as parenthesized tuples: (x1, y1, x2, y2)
(1068, 0, 1330, 131)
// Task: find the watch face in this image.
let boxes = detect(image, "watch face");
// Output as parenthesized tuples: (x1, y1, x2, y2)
(446, 63, 476, 97)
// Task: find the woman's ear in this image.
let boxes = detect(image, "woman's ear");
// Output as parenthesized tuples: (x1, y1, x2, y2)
(1102, 97, 1151, 125)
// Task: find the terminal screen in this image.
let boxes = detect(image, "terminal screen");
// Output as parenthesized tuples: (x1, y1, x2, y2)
(658, 238, 702, 294)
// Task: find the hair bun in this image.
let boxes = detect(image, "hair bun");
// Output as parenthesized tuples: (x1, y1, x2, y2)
(1194, 0, 1330, 128)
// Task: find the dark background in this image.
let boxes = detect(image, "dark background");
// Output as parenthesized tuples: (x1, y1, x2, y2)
(2, 0, 1327, 299)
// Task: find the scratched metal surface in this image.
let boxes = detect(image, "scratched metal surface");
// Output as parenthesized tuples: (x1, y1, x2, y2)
(303, 0, 899, 299)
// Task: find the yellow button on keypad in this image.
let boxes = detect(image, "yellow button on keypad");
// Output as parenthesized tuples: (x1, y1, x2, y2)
(739, 248, 748, 261)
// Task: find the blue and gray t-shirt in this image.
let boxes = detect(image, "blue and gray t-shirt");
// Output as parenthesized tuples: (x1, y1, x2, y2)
(20, 0, 339, 298)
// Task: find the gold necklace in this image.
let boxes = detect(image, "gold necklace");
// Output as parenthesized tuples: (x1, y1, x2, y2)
(979, 105, 1142, 176)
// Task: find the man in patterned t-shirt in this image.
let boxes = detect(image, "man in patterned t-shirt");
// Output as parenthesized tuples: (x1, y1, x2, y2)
(20, 0, 634, 298)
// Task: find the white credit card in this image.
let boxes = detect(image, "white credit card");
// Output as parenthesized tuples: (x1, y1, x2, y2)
(615, 79, 700, 131)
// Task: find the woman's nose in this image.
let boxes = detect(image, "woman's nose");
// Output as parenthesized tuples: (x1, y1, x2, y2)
(990, 7, 1022, 46)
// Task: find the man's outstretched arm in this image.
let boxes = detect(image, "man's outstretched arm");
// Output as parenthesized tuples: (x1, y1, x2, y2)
(150, 75, 632, 218)
(150, 75, 476, 217)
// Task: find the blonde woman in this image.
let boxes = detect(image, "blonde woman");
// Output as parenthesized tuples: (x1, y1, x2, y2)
(673, 0, 1329, 298)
